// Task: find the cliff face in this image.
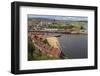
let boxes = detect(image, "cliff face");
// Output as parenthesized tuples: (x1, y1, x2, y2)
(28, 34, 63, 60)
(46, 37, 60, 49)
(46, 37, 61, 58)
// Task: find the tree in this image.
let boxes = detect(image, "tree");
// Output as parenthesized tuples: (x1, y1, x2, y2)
(28, 37, 35, 60)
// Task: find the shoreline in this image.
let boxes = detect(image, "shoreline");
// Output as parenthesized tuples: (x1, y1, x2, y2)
(28, 31, 87, 35)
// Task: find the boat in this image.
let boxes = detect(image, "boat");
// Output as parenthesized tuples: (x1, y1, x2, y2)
(54, 35, 61, 37)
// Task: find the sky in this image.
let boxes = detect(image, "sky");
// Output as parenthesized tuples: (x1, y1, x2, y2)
(28, 14, 88, 21)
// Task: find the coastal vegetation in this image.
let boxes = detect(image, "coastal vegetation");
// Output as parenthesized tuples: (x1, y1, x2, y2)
(48, 21, 86, 30)
(28, 36, 65, 61)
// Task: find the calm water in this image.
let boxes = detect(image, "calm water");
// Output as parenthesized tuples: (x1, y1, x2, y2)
(45, 33, 88, 59)
(58, 34, 88, 59)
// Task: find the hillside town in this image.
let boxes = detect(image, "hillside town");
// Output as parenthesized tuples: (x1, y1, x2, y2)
(28, 18, 87, 34)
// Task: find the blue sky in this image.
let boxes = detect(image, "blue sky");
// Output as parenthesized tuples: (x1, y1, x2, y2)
(28, 15, 87, 21)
